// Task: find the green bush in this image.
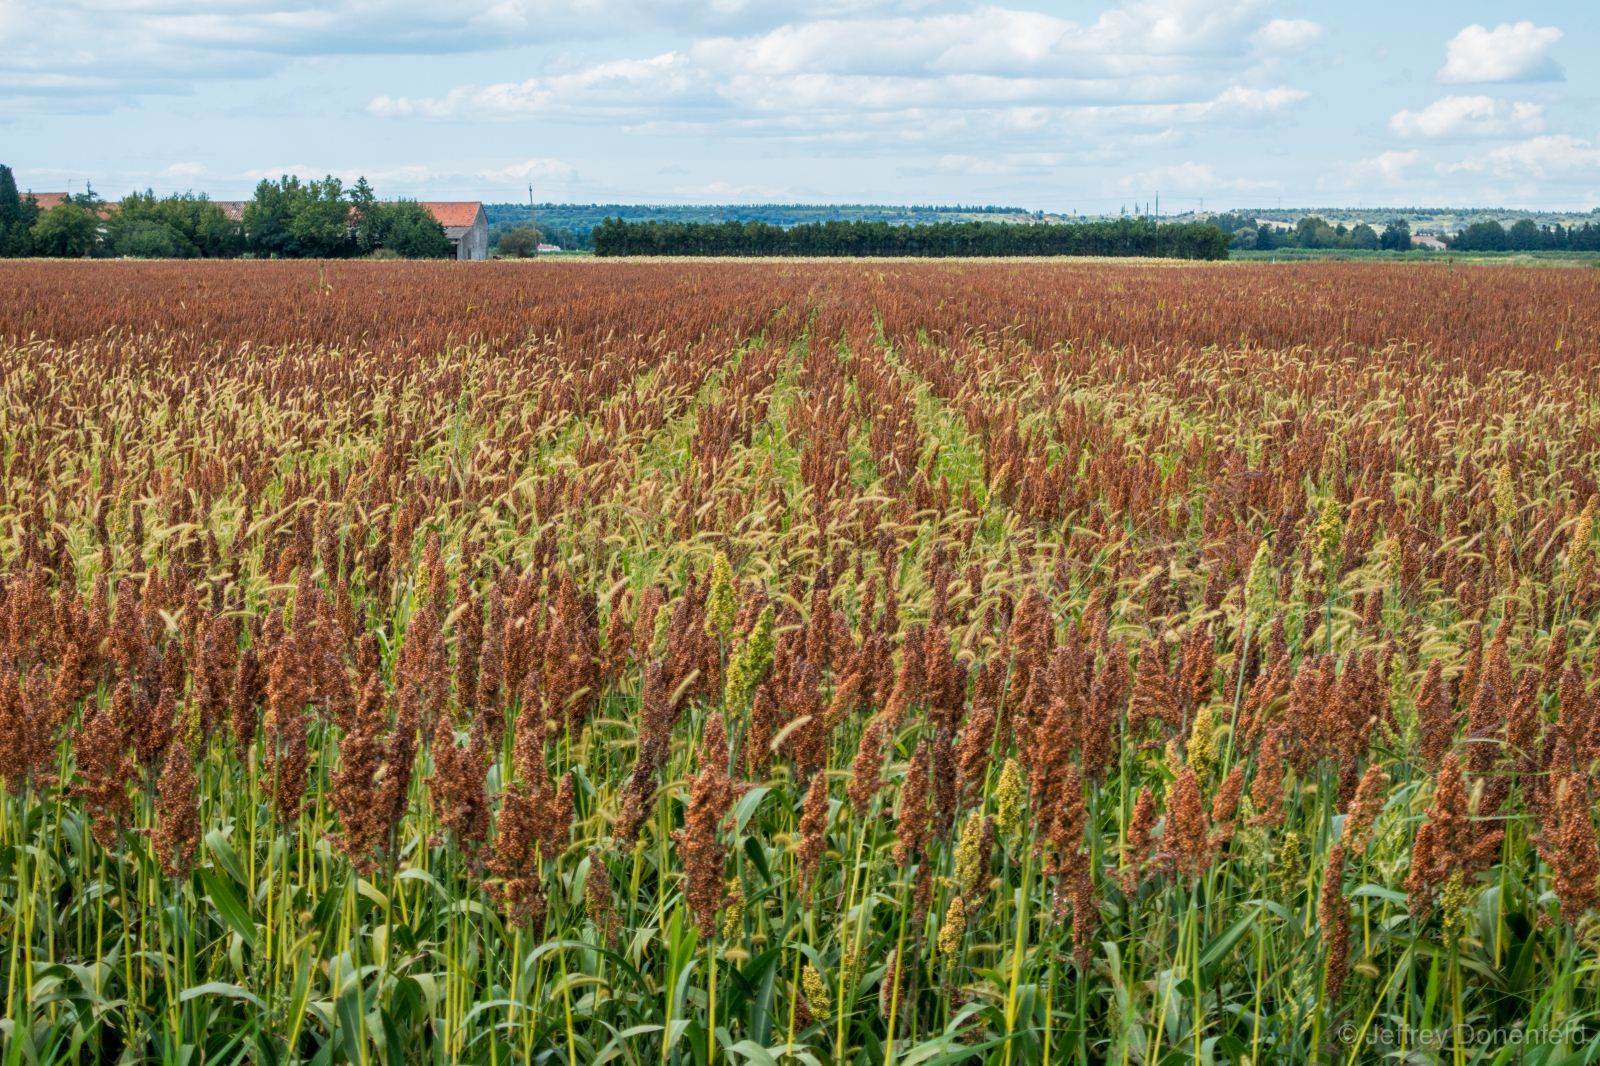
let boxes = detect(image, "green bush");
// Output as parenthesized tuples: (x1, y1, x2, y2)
(114, 220, 195, 259)
(359, 199, 452, 258)
(495, 226, 538, 258)
(31, 203, 99, 257)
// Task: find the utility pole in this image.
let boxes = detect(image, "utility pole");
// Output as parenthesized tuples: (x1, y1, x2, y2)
(1155, 192, 1159, 220)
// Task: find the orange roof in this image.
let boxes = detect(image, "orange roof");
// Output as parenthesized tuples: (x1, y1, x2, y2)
(29, 192, 113, 219)
(421, 202, 482, 228)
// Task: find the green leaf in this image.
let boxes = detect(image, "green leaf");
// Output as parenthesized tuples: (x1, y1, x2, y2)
(205, 830, 249, 888)
(1352, 884, 1409, 905)
(735, 787, 771, 835)
(1199, 910, 1256, 980)
(179, 981, 266, 1010)
(198, 867, 258, 952)
(744, 836, 773, 885)
(356, 878, 390, 909)
(336, 984, 365, 1064)
(726, 1039, 783, 1066)
(396, 867, 449, 901)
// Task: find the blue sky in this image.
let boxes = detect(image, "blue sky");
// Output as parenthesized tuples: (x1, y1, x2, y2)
(4, 0, 1595, 211)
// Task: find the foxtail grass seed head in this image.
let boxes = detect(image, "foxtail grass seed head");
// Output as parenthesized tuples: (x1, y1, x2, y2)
(802, 964, 831, 1020)
(1316, 497, 1343, 569)
(650, 604, 672, 660)
(1440, 869, 1469, 935)
(720, 878, 745, 940)
(994, 757, 1024, 840)
(1493, 463, 1515, 528)
(707, 551, 736, 639)
(1187, 705, 1218, 778)
(939, 894, 967, 956)
(1278, 831, 1302, 878)
(1244, 541, 1276, 631)
(724, 603, 775, 707)
(953, 813, 985, 895)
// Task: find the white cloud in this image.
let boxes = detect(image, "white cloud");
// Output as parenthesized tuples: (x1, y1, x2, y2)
(489, 158, 580, 182)
(366, 3, 1314, 146)
(1437, 22, 1562, 84)
(671, 180, 790, 199)
(0, 0, 943, 109)
(159, 162, 209, 178)
(1445, 135, 1600, 179)
(1389, 96, 1543, 139)
(1118, 160, 1276, 191)
(1249, 19, 1326, 54)
(1328, 149, 1421, 189)
(237, 158, 580, 187)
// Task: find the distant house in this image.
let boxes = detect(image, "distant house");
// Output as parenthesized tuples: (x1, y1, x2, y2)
(421, 202, 488, 260)
(29, 192, 113, 220)
(537, 243, 561, 253)
(1412, 236, 1447, 251)
(214, 202, 249, 221)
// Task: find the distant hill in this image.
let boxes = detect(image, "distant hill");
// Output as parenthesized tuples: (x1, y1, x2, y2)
(1208, 206, 1600, 237)
(484, 202, 1042, 234)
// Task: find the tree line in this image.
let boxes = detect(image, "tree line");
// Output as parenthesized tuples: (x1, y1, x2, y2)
(1213, 215, 1415, 252)
(1450, 218, 1600, 253)
(591, 216, 1232, 259)
(0, 167, 454, 259)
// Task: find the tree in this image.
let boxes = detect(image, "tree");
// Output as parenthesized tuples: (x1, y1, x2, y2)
(115, 220, 186, 258)
(1453, 221, 1507, 252)
(194, 204, 246, 257)
(0, 166, 41, 257)
(243, 175, 358, 258)
(31, 203, 99, 257)
(1295, 217, 1338, 249)
(1380, 219, 1411, 251)
(495, 226, 538, 257)
(288, 176, 356, 258)
(1351, 223, 1379, 250)
(1507, 218, 1541, 251)
(358, 200, 452, 258)
(0, 165, 19, 233)
(109, 191, 204, 257)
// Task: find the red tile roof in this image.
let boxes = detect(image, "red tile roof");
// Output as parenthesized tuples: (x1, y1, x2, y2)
(421, 202, 482, 228)
(29, 193, 113, 219)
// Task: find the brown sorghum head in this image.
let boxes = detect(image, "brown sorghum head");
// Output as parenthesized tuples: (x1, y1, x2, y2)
(1168, 765, 1210, 877)
(1550, 775, 1600, 927)
(895, 739, 930, 866)
(847, 712, 888, 815)
(797, 770, 830, 898)
(1416, 658, 1455, 768)
(586, 847, 618, 946)
(152, 741, 201, 878)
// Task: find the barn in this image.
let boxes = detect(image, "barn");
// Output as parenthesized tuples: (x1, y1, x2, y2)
(422, 202, 489, 261)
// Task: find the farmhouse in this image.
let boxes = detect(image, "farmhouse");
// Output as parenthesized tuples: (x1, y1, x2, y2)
(1412, 236, 1447, 251)
(421, 202, 489, 261)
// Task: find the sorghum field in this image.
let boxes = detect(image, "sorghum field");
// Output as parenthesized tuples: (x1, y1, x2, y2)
(2, 259, 1599, 1066)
